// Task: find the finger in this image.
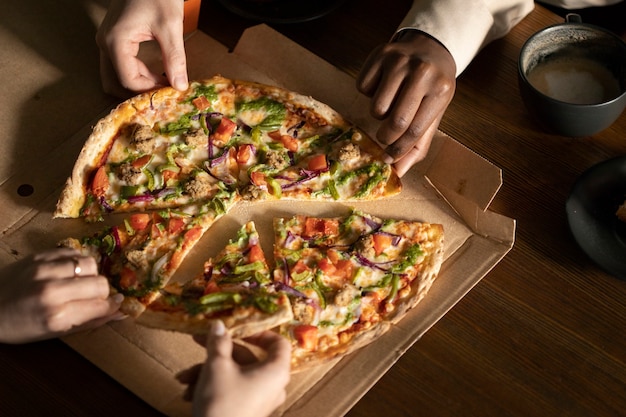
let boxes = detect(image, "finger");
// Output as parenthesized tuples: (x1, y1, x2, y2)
(393, 117, 441, 177)
(46, 295, 124, 334)
(32, 247, 80, 263)
(31, 256, 99, 281)
(368, 65, 410, 124)
(68, 255, 98, 278)
(382, 93, 442, 160)
(205, 320, 233, 360)
(245, 331, 292, 372)
(155, 25, 188, 91)
(108, 39, 164, 93)
(243, 330, 288, 352)
(231, 341, 263, 365)
(39, 276, 111, 306)
(375, 69, 432, 147)
(356, 45, 385, 96)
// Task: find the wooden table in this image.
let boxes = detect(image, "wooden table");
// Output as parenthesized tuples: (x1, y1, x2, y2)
(1, 1, 625, 416)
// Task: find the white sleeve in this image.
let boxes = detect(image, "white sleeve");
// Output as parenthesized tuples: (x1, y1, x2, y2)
(397, 0, 534, 76)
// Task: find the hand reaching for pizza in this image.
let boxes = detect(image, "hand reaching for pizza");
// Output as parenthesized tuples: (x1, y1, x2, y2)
(0, 248, 125, 344)
(191, 321, 292, 417)
(357, 30, 457, 176)
(96, 0, 189, 98)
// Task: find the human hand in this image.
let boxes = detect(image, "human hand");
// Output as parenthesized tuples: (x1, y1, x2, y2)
(191, 321, 292, 417)
(96, 0, 189, 98)
(357, 30, 456, 176)
(0, 248, 124, 344)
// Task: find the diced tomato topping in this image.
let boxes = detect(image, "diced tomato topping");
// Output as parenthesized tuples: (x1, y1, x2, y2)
(327, 249, 341, 264)
(372, 233, 394, 256)
(307, 154, 328, 171)
(250, 171, 267, 186)
(148, 212, 165, 238)
(91, 166, 109, 197)
(167, 217, 186, 235)
(236, 144, 253, 164)
(334, 259, 354, 280)
(192, 95, 211, 111)
(115, 227, 130, 248)
(292, 259, 309, 275)
(129, 213, 151, 231)
(203, 279, 220, 295)
(293, 325, 318, 351)
(303, 217, 339, 238)
(118, 267, 138, 290)
(268, 131, 298, 152)
(184, 226, 203, 244)
(131, 155, 152, 168)
(317, 258, 337, 275)
(169, 226, 204, 270)
(162, 169, 179, 184)
(248, 244, 265, 263)
(212, 117, 237, 143)
(280, 135, 298, 152)
(151, 223, 164, 239)
(318, 257, 353, 281)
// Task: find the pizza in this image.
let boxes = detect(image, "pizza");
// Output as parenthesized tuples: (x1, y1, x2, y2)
(58, 193, 236, 316)
(54, 76, 444, 369)
(272, 209, 444, 370)
(135, 221, 293, 338)
(54, 75, 401, 222)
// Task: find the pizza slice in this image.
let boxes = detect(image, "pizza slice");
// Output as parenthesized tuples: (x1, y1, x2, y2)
(135, 221, 293, 338)
(54, 78, 240, 221)
(272, 209, 444, 371)
(58, 192, 236, 317)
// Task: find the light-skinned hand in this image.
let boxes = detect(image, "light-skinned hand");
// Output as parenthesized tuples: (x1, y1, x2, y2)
(0, 248, 125, 344)
(191, 321, 292, 417)
(96, 0, 189, 98)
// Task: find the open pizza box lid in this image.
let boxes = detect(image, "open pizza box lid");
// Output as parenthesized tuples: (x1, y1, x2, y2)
(0, 25, 515, 417)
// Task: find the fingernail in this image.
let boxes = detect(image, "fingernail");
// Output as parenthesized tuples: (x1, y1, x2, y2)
(212, 320, 226, 336)
(383, 154, 394, 164)
(111, 293, 124, 304)
(173, 76, 188, 91)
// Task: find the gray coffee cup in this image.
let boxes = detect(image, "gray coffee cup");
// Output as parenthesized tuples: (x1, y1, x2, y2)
(518, 14, 626, 137)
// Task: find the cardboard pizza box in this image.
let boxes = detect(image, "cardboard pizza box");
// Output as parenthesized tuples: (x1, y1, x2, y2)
(0, 25, 515, 417)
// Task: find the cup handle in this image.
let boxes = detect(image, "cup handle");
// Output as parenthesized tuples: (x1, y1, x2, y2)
(565, 13, 582, 23)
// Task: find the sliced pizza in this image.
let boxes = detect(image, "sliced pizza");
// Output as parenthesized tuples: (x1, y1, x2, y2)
(58, 192, 236, 317)
(136, 221, 293, 338)
(272, 209, 444, 371)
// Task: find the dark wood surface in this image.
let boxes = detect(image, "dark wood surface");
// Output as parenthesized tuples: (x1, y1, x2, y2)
(1, 1, 625, 416)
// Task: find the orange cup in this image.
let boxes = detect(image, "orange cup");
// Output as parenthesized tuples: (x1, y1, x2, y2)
(184, 0, 202, 35)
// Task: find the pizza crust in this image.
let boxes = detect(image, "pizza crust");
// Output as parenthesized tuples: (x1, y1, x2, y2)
(136, 294, 294, 339)
(54, 101, 137, 218)
(387, 224, 445, 324)
(289, 321, 391, 372)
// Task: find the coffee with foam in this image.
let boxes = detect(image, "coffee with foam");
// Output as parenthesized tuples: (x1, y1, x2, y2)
(527, 56, 621, 105)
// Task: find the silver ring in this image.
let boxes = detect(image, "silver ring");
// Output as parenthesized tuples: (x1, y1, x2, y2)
(72, 257, 82, 277)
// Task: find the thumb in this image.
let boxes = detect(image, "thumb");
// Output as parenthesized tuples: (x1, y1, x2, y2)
(205, 320, 232, 359)
(160, 33, 188, 91)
